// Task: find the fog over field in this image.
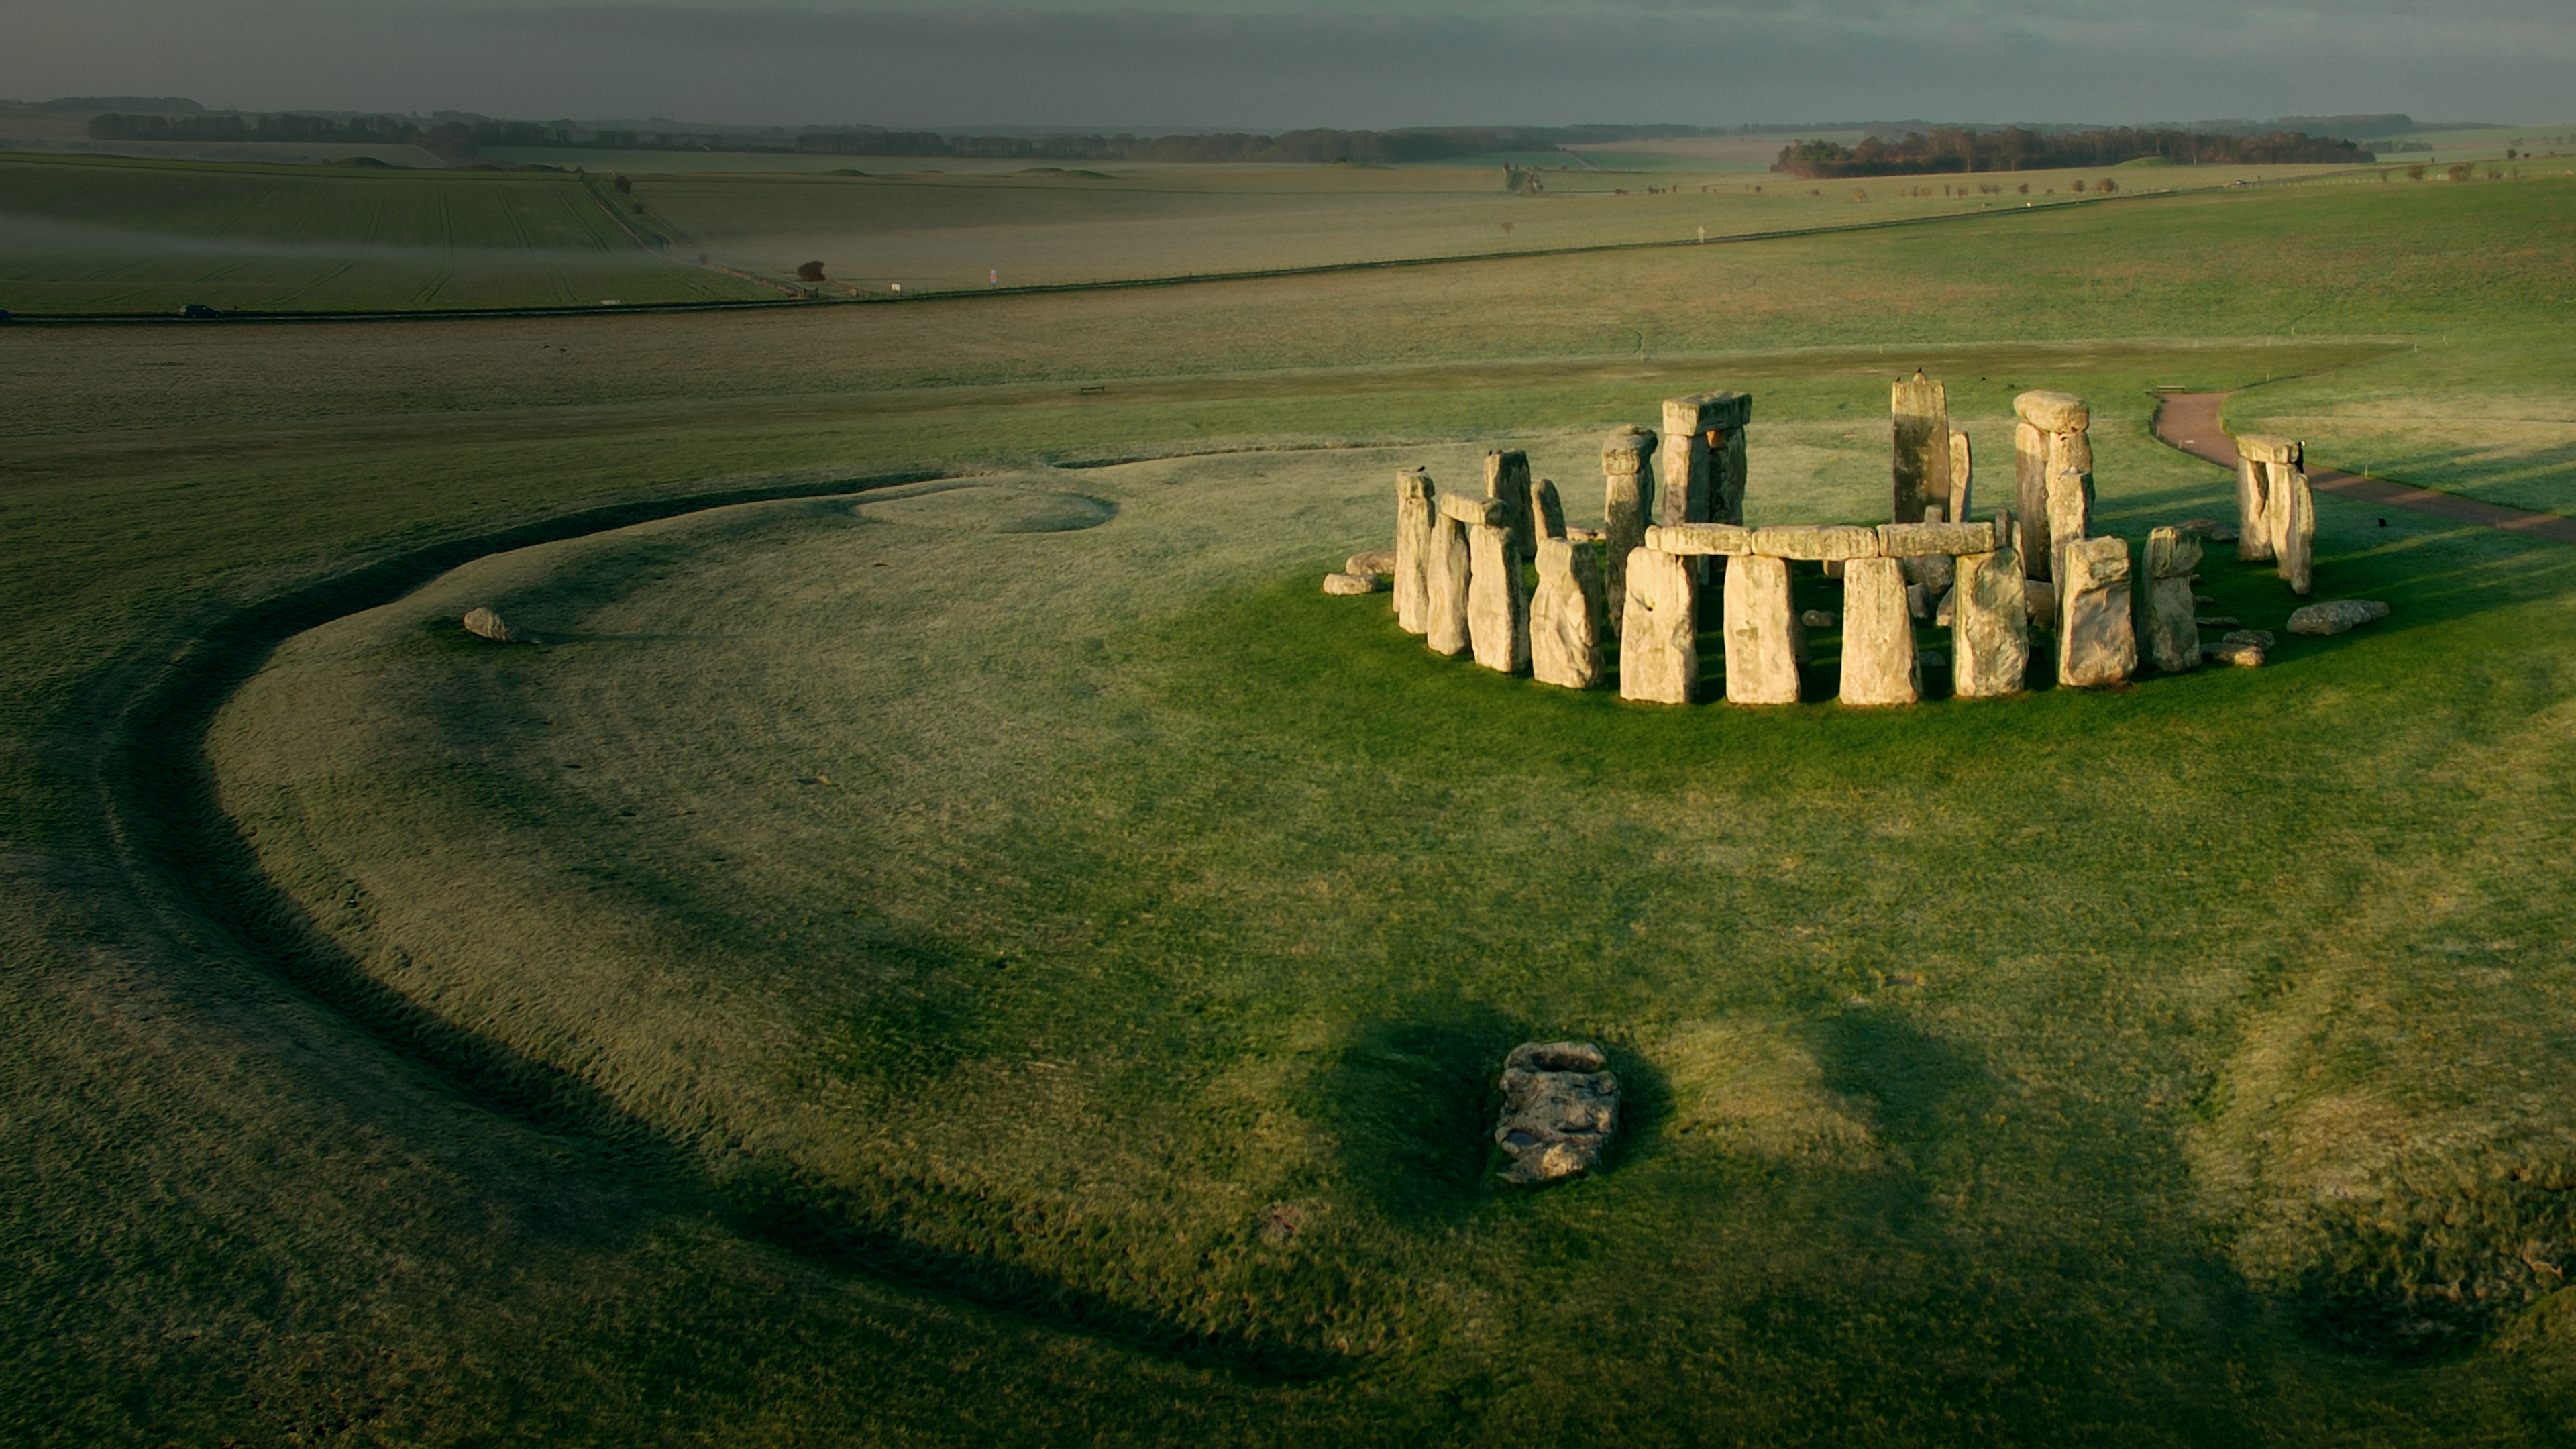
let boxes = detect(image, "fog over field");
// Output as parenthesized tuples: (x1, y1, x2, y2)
(9, 0, 2571, 129)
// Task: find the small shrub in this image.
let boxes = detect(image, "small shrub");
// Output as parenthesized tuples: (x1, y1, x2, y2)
(2449, 163, 2473, 182)
(2408, 164, 2426, 180)
(2072, 178, 2086, 193)
(2099, 176, 2118, 193)
(795, 260, 826, 282)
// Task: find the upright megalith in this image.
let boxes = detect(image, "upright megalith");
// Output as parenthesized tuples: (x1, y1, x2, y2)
(1891, 370, 1951, 523)
(1601, 427, 1658, 606)
(1532, 537, 1607, 689)
(1428, 492, 1499, 658)
(1530, 478, 1568, 542)
(2140, 525, 2204, 672)
(1949, 427, 1974, 521)
(1839, 556, 1918, 706)
(1619, 547, 1698, 704)
(1722, 553, 1803, 704)
(2045, 466, 2095, 582)
(2056, 535, 2136, 688)
(1393, 468, 1437, 634)
(1952, 517, 2029, 698)
(1485, 450, 1536, 562)
(2233, 434, 2300, 565)
(1468, 521, 1531, 674)
(2013, 391, 2090, 579)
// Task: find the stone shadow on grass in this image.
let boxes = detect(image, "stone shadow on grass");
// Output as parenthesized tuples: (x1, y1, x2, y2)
(1299, 1002, 1527, 1224)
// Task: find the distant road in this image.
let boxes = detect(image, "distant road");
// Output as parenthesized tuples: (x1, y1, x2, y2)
(2153, 390, 2576, 543)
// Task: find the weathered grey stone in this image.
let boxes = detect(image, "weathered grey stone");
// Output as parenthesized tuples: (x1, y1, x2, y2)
(1426, 515, 1474, 657)
(1723, 553, 1803, 705)
(1891, 370, 1950, 523)
(1395, 469, 1437, 635)
(1900, 553, 1957, 602)
(2045, 467, 2094, 580)
(1322, 571, 1385, 596)
(1494, 1042, 1619, 1185)
(1839, 556, 1918, 706)
(1906, 583, 1931, 619)
(2288, 599, 2389, 635)
(2025, 579, 2057, 621)
(1713, 424, 1750, 525)
(1949, 427, 1974, 521)
(1485, 450, 1535, 560)
(1934, 587, 1956, 627)
(2198, 615, 2240, 627)
(1668, 390, 1752, 431)
(2143, 526, 2204, 580)
(1531, 537, 1607, 689)
(1619, 547, 1697, 704)
(2015, 390, 2090, 433)
(1646, 521, 1754, 556)
(2056, 535, 2136, 688)
(2208, 638, 2267, 667)
(1952, 547, 2029, 698)
(2224, 629, 2277, 649)
(1439, 492, 1508, 527)
(2236, 433, 2302, 465)
(2141, 576, 2200, 672)
(1753, 524, 1882, 562)
(2175, 517, 2224, 539)
(1601, 426, 1657, 608)
(462, 606, 534, 644)
(1346, 549, 1396, 576)
(1530, 478, 1567, 541)
(2015, 420, 2052, 578)
(1879, 521, 1994, 557)
(2047, 427, 2094, 495)
(1467, 523, 1530, 674)
(1656, 402, 1711, 529)
(1801, 609, 1838, 629)
(2274, 468, 2315, 596)
(2235, 457, 2275, 562)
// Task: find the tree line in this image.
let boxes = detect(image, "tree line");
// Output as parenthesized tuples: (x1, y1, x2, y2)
(1772, 126, 2373, 178)
(89, 111, 480, 161)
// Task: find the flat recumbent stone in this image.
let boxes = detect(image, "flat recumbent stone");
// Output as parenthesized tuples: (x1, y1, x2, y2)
(1494, 1041, 1620, 1184)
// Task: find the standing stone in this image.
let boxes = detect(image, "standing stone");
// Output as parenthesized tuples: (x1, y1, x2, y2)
(2234, 435, 2299, 564)
(1839, 557, 1918, 706)
(1530, 478, 1568, 541)
(2140, 525, 2204, 673)
(1948, 428, 1974, 522)
(1722, 553, 1803, 705)
(2013, 392, 2090, 579)
(1618, 547, 1697, 704)
(1658, 393, 1751, 594)
(1485, 450, 1535, 562)
(2275, 467, 2315, 596)
(2045, 466, 2094, 581)
(1714, 415, 1751, 525)
(2014, 420, 2052, 576)
(1951, 543, 2029, 698)
(1394, 469, 1437, 635)
(1467, 522, 1530, 674)
(1531, 538, 1607, 689)
(1601, 427, 1657, 608)
(1891, 370, 1951, 523)
(1428, 494, 1501, 659)
(462, 606, 535, 643)
(2057, 535, 2136, 688)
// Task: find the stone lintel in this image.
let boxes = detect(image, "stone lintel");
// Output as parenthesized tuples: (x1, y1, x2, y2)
(2234, 433, 2302, 464)
(2014, 390, 2090, 432)
(1664, 391, 1752, 434)
(1877, 521, 1995, 557)
(1646, 522, 1754, 556)
(1438, 492, 1509, 526)
(1751, 524, 1882, 562)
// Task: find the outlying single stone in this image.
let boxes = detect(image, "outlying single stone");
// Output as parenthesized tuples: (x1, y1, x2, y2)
(1723, 553, 1803, 704)
(1891, 370, 1951, 523)
(2288, 599, 2390, 636)
(462, 606, 535, 644)
(1601, 427, 1656, 606)
(1952, 543, 2029, 698)
(1467, 523, 1530, 673)
(2056, 535, 2136, 688)
(1531, 537, 1607, 689)
(1839, 556, 1918, 706)
(1619, 547, 1698, 704)
(2139, 525, 2204, 673)
(1494, 1042, 1620, 1185)
(1322, 571, 1385, 595)
(1395, 469, 1437, 635)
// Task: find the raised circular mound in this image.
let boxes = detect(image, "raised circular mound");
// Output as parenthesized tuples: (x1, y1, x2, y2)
(857, 479, 1119, 533)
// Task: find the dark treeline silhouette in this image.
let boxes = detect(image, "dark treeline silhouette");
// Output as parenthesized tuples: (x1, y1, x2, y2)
(1772, 126, 2373, 178)
(88, 111, 481, 161)
(792, 124, 1703, 163)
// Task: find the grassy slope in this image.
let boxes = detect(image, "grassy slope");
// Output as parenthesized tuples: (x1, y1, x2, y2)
(1, 174, 2572, 1444)
(0, 153, 774, 312)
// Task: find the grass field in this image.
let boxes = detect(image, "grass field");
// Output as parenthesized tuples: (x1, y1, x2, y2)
(3, 164, 2575, 1444)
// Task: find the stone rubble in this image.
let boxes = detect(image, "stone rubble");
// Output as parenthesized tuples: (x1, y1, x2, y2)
(1494, 1042, 1620, 1185)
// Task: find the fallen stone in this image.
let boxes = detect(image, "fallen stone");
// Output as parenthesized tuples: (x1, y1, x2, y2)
(1619, 547, 1697, 704)
(2288, 599, 2390, 636)
(2197, 615, 2241, 628)
(1426, 514, 1474, 657)
(2222, 629, 2277, 649)
(1530, 478, 1568, 541)
(1601, 426, 1657, 608)
(2056, 535, 2136, 688)
(1801, 609, 1839, 629)
(1439, 491, 1509, 527)
(1395, 469, 1438, 635)
(1646, 521, 1753, 556)
(2207, 525, 2240, 543)
(2024, 579, 2057, 621)
(1919, 649, 1949, 669)
(1900, 552, 1957, 602)
(1892, 370, 1951, 523)
(1531, 537, 1607, 690)
(1951, 547, 2029, 698)
(2208, 639, 2267, 667)
(2235, 433, 2302, 465)
(1322, 571, 1384, 596)
(1839, 556, 1918, 706)
(1565, 525, 1605, 544)
(1467, 523, 1531, 673)
(462, 606, 535, 643)
(1753, 524, 1882, 562)
(1346, 549, 1397, 576)
(1879, 521, 1993, 558)
(2015, 390, 2089, 433)
(1494, 1042, 1620, 1185)
(1722, 553, 1803, 705)
(2175, 517, 2224, 539)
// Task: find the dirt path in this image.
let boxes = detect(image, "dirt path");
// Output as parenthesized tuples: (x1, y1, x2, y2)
(2153, 391, 2576, 543)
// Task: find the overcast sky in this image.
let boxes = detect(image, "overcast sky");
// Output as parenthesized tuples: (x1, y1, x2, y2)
(11, 1, 2569, 131)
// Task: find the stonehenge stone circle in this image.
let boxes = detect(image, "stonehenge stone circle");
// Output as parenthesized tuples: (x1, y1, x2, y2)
(1394, 468, 1437, 635)
(2056, 535, 2137, 688)
(1494, 1042, 1620, 1185)
(1951, 539, 2030, 698)
(1839, 557, 1919, 706)
(1531, 537, 1607, 689)
(1891, 370, 1951, 523)
(2140, 526, 2204, 672)
(1466, 521, 1532, 674)
(1485, 449, 1536, 562)
(1601, 426, 1657, 606)
(1722, 553, 1805, 705)
(1619, 547, 1699, 704)
(2288, 599, 2390, 635)
(462, 606, 534, 643)
(2013, 391, 2090, 580)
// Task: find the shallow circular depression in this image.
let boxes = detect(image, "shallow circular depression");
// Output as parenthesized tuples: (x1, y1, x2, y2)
(856, 478, 1119, 533)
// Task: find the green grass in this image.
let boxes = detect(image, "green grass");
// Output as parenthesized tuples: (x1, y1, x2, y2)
(4, 166, 2576, 1444)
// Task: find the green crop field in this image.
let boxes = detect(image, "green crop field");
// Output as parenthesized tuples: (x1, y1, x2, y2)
(3, 166, 2575, 1445)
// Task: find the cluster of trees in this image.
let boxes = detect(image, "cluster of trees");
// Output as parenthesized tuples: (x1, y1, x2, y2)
(89, 111, 479, 161)
(1772, 126, 2373, 178)
(791, 124, 1700, 164)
